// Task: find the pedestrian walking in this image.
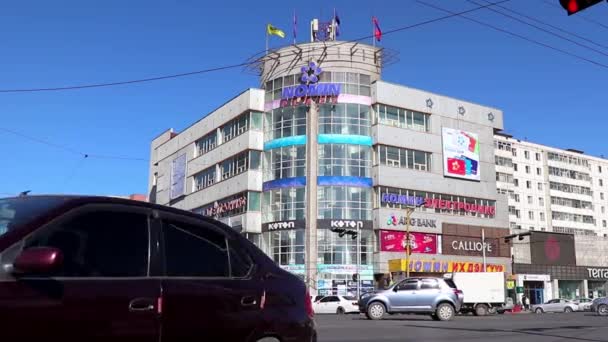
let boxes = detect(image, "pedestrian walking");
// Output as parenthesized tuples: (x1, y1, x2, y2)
(525, 296, 530, 311)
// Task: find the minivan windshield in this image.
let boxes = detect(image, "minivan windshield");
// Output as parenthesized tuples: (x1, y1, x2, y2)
(0, 197, 68, 237)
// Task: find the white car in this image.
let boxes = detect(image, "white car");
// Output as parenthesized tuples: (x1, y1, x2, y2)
(313, 295, 359, 314)
(574, 298, 593, 311)
(532, 299, 579, 313)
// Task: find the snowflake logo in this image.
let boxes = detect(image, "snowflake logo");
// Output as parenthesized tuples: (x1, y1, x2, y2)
(300, 62, 322, 84)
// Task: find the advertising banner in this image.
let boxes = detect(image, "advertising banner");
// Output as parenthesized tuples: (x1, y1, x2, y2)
(530, 232, 576, 266)
(380, 230, 437, 254)
(442, 127, 481, 181)
(389, 258, 506, 273)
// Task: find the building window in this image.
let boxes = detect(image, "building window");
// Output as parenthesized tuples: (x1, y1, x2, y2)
(495, 141, 512, 151)
(550, 181, 592, 196)
(601, 179, 604, 187)
(263, 187, 306, 222)
(508, 206, 517, 216)
(514, 179, 519, 187)
(377, 145, 431, 172)
(539, 197, 544, 206)
(193, 166, 217, 191)
(602, 193, 605, 200)
(265, 229, 306, 266)
(317, 229, 373, 266)
(553, 226, 597, 236)
(496, 172, 514, 184)
(516, 210, 521, 219)
(525, 165, 530, 174)
(221, 112, 251, 143)
(548, 166, 592, 182)
(266, 106, 307, 141)
(514, 163, 518, 172)
(195, 130, 217, 156)
(538, 182, 543, 191)
(512, 148, 517, 157)
(524, 151, 530, 159)
(537, 168, 541, 176)
(220, 150, 261, 181)
(320, 103, 371, 136)
(526, 181, 532, 189)
(495, 156, 513, 168)
(602, 206, 605, 214)
(604, 220, 607, 228)
(376, 104, 430, 132)
(530, 226, 535, 231)
(599, 166, 603, 173)
(536, 153, 541, 161)
(540, 212, 545, 221)
(510, 193, 520, 203)
(527, 196, 533, 205)
(319, 144, 371, 177)
(318, 186, 372, 220)
(551, 196, 593, 210)
(264, 145, 306, 181)
(547, 151, 590, 168)
(529, 211, 534, 220)
(552, 211, 595, 224)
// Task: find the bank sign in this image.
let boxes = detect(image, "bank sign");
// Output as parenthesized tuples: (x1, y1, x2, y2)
(280, 62, 341, 107)
(381, 193, 496, 216)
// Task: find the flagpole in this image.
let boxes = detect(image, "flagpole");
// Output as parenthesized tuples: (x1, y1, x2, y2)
(265, 29, 269, 55)
(333, 8, 336, 41)
(372, 17, 376, 47)
(293, 10, 296, 45)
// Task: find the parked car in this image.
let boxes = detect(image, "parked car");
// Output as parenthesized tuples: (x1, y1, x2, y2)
(532, 299, 579, 313)
(591, 297, 608, 316)
(358, 277, 463, 321)
(313, 295, 359, 314)
(573, 298, 593, 311)
(0, 195, 316, 341)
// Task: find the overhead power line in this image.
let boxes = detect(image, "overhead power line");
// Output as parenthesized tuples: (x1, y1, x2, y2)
(0, 0, 510, 93)
(480, 0, 608, 51)
(541, 0, 608, 30)
(0, 126, 147, 162)
(416, 0, 608, 70)
(468, 0, 608, 58)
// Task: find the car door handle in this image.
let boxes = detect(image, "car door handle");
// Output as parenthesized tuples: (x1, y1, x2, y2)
(241, 296, 258, 307)
(129, 298, 155, 312)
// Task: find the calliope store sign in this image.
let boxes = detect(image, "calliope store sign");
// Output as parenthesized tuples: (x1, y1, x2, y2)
(279, 62, 341, 107)
(381, 193, 496, 216)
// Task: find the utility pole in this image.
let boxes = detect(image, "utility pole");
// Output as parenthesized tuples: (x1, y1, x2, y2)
(482, 228, 487, 272)
(405, 206, 414, 278)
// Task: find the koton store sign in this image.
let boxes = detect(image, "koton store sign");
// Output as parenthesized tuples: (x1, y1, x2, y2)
(381, 193, 496, 216)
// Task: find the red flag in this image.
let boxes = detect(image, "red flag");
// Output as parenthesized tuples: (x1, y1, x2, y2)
(447, 158, 466, 175)
(372, 16, 382, 41)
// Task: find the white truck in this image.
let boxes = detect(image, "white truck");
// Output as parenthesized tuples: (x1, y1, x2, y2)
(451, 272, 507, 316)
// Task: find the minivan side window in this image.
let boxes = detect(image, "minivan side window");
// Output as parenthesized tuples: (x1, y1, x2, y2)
(24, 211, 149, 277)
(163, 220, 229, 277)
(420, 279, 439, 290)
(397, 280, 419, 291)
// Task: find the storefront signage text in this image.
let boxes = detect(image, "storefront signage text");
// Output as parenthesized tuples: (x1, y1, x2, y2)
(386, 215, 437, 228)
(381, 193, 496, 216)
(280, 62, 341, 107)
(262, 219, 305, 232)
(204, 196, 247, 217)
(451, 240, 492, 253)
(389, 258, 505, 273)
(587, 268, 608, 279)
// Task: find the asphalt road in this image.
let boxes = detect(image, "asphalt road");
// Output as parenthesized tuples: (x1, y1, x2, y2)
(316, 312, 608, 342)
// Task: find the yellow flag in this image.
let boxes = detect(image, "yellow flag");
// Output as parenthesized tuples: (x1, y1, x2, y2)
(267, 24, 285, 38)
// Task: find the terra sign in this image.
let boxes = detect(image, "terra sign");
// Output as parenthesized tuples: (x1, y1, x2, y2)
(587, 268, 608, 279)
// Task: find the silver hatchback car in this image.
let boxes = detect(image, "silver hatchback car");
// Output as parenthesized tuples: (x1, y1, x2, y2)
(358, 277, 464, 321)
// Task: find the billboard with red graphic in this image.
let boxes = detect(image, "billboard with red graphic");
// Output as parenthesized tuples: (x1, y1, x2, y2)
(442, 127, 480, 181)
(380, 230, 437, 254)
(530, 232, 576, 266)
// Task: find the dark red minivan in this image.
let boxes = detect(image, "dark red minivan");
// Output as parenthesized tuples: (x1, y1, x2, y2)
(0, 195, 316, 341)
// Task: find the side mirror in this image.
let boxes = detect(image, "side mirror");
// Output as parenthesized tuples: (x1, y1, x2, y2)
(393, 286, 399, 292)
(12, 247, 63, 275)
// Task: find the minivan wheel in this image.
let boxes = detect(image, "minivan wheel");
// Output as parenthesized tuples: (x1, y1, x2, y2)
(475, 304, 489, 316)
(436, 303, 455, 321)
(336, 307, 345, 315)
(366, 302, 386, 320)
(599, 304, 608, 316)
(564, 307, 573, 313)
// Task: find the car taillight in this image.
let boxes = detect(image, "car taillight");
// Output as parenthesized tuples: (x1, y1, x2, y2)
(305, 289, 314, 319)
(453, 289, 463, 295)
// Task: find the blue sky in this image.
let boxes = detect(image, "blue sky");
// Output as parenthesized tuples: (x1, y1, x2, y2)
(1, 0, 607, 197)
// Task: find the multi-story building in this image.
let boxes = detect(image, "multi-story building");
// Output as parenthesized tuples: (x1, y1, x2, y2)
(495, 134, 608, 304)
(148, 25, 512, 296)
